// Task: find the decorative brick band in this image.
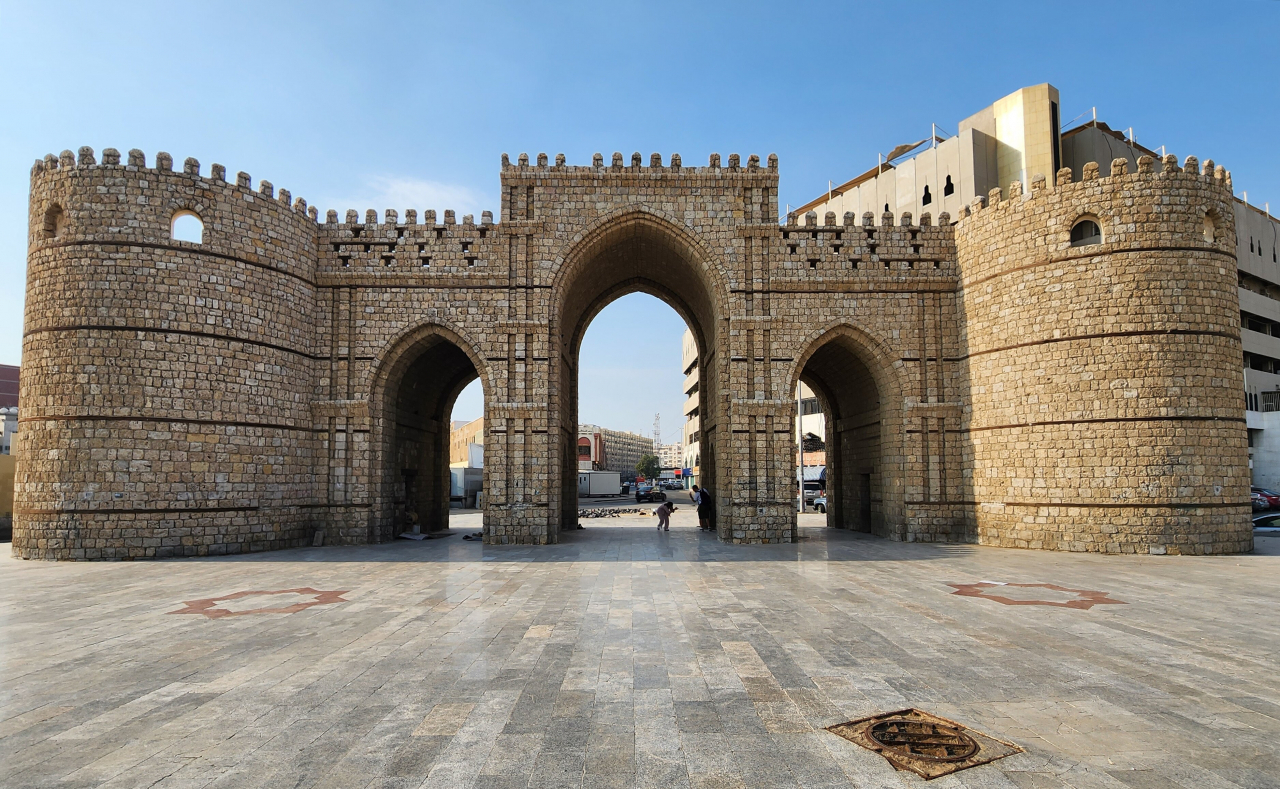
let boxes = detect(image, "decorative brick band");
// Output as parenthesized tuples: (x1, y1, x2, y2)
(18, 414, 316, 432)
(16, 505, 261, 515)
(959, 244, 1236, 291)
(23, 324, 322, 361)
(960, 328, 1239, 361)
(907, 500, 1248, 509)
(38, 240, 316, 288)
(906, 414, 1247, 435)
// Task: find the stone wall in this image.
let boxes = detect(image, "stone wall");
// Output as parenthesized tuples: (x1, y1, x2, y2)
(14, 145, 1253, 558)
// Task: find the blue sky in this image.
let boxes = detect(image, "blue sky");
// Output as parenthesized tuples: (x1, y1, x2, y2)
(3, 0, 1278, 435)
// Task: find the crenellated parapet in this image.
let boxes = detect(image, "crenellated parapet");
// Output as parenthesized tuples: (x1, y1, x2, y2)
(499, 150, 777, 175)
(29, 146, 320, 251)
(499, 152, 779, 225)
(315, 207, 504, 282)
(770, 208, 958, 284)
(955, 153, 1238, 351)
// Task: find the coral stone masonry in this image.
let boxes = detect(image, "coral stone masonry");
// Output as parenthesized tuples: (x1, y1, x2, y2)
(15, 144, 1251, 559)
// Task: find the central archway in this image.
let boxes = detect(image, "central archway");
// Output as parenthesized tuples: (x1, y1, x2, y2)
(552, 210, 728, 535)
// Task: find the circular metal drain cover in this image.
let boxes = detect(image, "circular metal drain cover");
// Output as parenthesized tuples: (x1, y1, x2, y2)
(868, 718, 979, 762)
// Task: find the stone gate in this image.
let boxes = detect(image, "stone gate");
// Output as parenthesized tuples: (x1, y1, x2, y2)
(16, 147, 1253, 558)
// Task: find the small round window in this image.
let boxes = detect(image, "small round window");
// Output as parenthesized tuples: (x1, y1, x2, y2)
(1070, 218, 1102, 247)
(171, 211, 204, 244)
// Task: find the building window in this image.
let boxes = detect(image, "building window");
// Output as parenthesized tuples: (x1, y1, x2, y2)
(921, 185, 932, 206)
(171, 211, 204, 244)
(884, 202, 890, 214)
(1070, 218, 1102, 247)
(943, 175, 954, 196)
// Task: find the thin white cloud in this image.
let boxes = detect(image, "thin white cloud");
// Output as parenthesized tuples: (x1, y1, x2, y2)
(316, 175, 495, 219)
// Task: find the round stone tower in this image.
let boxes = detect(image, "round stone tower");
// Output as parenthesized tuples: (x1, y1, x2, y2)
(954, 154, 1251, 555)
(17, 147, 321, 559)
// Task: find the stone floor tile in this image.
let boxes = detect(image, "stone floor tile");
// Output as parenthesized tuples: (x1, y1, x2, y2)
(0, 522, 1277, 788)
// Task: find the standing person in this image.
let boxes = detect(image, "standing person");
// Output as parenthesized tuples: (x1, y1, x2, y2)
(654, 500, 676, 531)
(692, 485, 712, 531)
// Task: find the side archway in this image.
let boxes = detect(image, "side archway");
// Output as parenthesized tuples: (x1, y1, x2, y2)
(367, 322, 489, 543)
(789, 322, 907, 537)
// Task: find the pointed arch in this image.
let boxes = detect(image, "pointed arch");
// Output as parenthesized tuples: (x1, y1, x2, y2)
(788, 321, 907, 538)
(546, 207, 732, 534)
(367, 320, 490, 543)
(551, 207, 733, 296)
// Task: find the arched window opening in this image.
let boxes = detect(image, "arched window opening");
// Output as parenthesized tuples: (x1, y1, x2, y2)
(943, 175, 954, 196)
(1070, 218, 1102, 247)
(883, 202, 890, 214)
(171, 211, 204, 244)
(921, 185, 932, 206)
(42, 204, 66, 239)
(1203, 212, 1217, 243)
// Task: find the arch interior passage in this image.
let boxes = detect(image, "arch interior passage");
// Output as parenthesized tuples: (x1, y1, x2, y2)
(802, 339, 883, 534)
(557, 219, 722, 536)
(386, 337, 479, 539)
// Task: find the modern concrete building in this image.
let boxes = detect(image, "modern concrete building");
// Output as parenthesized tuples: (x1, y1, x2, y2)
(448, 417, 484, 468)
(795, 85, 1062, 226)
(680, 329, 700, 487)
(578, 425, 654, 483)
(657, 442, 683, 469)
(795, 382, 825, 470)
(798, 83, 1280, 490)
(0, 407, 15, 456)
(0, 364, 17, 408)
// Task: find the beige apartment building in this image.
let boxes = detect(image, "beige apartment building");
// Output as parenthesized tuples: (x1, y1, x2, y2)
(797, 82, 1280, 490)
(680, 329, 700, 486)
(448, 417, 484, 468)
(578, 424, 654, 482)
(657, 442, 683, 469)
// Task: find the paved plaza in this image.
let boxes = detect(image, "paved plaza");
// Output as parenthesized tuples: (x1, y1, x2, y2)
(2, 510, 1278, 788)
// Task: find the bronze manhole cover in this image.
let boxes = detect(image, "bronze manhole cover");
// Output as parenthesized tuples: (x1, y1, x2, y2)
(827, 708, 1022, 780)
(868, 718, 979, 762)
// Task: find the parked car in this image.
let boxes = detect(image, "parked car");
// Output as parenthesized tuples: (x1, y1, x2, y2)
(635, 484, 666, 503)
(1253, 487, 1280, 509)
(1253, 512, 1280, 528)
(1254, 491, 1268, 511)
(812, 494, 828, 514)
